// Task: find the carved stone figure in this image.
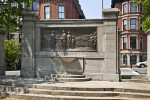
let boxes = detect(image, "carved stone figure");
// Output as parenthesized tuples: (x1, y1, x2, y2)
(61, 30, 67, 50)
(67, 31, 72, 49)
(71, 36, 75, 49)
(93, 32, 97, 50)
(90, 34, 94, 50)
(50, 31, 56, 50)
(41, 28, 97, 51)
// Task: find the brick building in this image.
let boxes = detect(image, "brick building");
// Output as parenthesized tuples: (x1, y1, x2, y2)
(39, 0, 85, 20)
(111, 0, 147, 67)
(9, 0, 85, 42)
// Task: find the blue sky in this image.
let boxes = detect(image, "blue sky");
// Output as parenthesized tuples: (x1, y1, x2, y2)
(79, 0, 111, 19)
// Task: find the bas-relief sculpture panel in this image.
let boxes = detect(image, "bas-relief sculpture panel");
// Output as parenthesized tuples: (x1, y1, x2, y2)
(41, 27, 97, 52)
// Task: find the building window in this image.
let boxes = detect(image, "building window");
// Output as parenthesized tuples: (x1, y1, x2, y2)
(140, 19, 142, 30)
(11, 3, 14, 7)
(32, 2, 36, 10)
(19, 34, 22, 43)
(19, 17, 23, 25)
(140, 55, 143, 62)
(123, 19, 127, 30)
(140, 37, 143, 49)
(130, 18, 136, 30)
(123, 55, 127, 64)
(140, 5, 143, 13)
(123, 37, 127, 49)
(130, 36, 136, 49)
(58, 5, 65, 19)
(130, 55, 137, 64)
(123, 3, 127, 14)
(10, 34, 14, 39)
(21, 2, 23, 8)
(130, 2, 137, 12)
(44, 6, 50, 19)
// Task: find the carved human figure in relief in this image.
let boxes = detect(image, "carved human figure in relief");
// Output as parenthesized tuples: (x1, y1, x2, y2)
(71, 36, 75, 49)
(61, 30, 67, 50)
(93, 32, 97, 50)
(67, 31, 72, 49)
(90, 34, 94, 50)
(50, 31, 56, 50)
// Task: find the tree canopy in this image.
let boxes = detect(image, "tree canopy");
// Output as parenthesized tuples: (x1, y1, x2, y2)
(0, 0, 34, 33)
(134, 0, 150, 32)
(4, 39, 21, 68)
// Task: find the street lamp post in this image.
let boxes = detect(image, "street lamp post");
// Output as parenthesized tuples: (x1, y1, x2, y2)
(102, 0, 103, 11)
(130, 48, 133, 68)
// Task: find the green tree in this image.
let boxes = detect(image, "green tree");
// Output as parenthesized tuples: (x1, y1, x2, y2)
(0, 0, 34, 33)
(4, 39, 21, 69)
(134, 0, 150, 32)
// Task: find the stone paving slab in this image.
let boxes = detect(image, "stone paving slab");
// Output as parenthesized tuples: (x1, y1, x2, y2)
(0, 76, 150, 91)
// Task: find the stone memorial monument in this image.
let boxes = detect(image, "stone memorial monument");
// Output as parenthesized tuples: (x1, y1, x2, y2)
(0, 32, 5, 76)
(21, 8, 120, 81)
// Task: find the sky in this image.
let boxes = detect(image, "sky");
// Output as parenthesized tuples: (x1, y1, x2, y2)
(79, 0, 111, 19)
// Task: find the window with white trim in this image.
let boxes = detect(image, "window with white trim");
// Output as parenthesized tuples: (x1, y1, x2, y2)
(44, 6, 50, 19)
(123, 19, 127, 30)
(123, 3, 127, 14)
(130, 36, 136, 49)
(130, 2, 137, 12)
(130, 18, 136, 30)
(123, 37, 127, 49)
(58, 5, 65, 19)
(123, 55, 127, 64)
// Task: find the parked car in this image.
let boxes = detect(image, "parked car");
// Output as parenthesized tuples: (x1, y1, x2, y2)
(136, 60, 147, 68)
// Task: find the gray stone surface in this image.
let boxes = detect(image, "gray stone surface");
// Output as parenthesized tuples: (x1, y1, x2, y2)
(0, 33, 5, 76)
(21, 8, 120, 81)
(146, 29, 150, 81)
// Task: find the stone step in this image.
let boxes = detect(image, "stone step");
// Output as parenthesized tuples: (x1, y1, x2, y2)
(8, 93, 142, 100)
(33, 85, 150, 94)
(57, 77, 91, 82)
(1, 84, 150, 95)
(122, 79, 148, 83)
(27, 88, 119, 97)
(56, 74, 85, 78)
(26, 88, 150, 98)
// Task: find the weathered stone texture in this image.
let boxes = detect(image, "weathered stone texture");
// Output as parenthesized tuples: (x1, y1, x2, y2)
(21, 8, 120, 81)
(146, 29, 150, 81)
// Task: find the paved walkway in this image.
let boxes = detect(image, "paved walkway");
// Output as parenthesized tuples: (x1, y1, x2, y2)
(2, 70, 149, 91)
(0, 75, 150, 91)
(121, 68, 140, 75)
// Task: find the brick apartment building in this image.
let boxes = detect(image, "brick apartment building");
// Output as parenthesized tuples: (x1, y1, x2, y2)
(39, 0, 85, 20)
(111, 0, 147, 67)
(9, 0, 85, 41)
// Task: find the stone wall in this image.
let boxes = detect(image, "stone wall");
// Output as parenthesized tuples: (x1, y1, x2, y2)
(21, 8, 120, 81)
(0, 33, 5, 76)
(146, 29, 150, 81)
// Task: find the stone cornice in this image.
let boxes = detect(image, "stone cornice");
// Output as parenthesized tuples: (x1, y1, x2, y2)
(146, 29, 150, 35)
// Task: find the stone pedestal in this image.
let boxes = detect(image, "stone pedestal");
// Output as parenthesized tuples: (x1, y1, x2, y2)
(21, 8, 120, 81)
(0, 32, 5, 76)
(146, 29, 150, 81)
